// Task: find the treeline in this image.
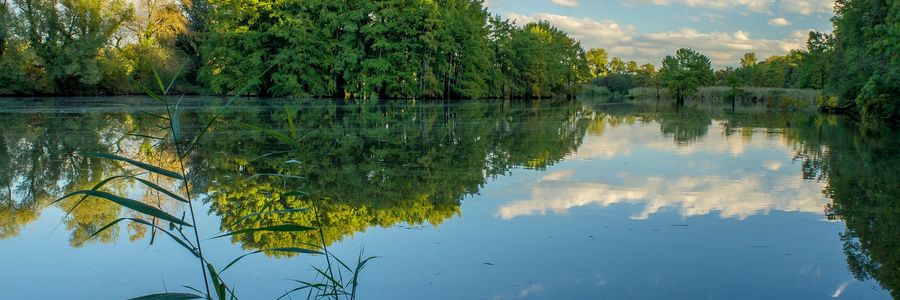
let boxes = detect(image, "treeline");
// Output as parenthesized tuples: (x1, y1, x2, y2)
(586, 32, 830, 96)
(715, 36, 830, 90)
(826, 0, 898, 120)
(0, 0, 589, 98)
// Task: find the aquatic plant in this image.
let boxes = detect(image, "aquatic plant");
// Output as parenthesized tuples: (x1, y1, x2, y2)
(50, 72, 373, 300)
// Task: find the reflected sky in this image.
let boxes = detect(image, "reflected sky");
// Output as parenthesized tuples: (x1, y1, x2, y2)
(0, 98, 893, 299)
(498, 120, 829, 221)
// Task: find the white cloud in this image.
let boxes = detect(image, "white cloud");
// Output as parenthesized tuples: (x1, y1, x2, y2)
(495, 122, 830, 221)
(768, 17, 792, 26)
(627, 0, 835, 16)
(628, 0, 773, 13)
(781, 0, 835, 15)
(505, 12, 810, 67)
(550, 0, 580, 7)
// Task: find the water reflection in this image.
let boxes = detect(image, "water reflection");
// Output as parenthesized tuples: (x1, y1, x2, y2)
(194, 100, 590, 251)
(0, 98, 897, 298)
(497, 119, 829, 221)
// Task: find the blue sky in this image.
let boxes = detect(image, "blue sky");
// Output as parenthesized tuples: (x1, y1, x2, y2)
(484, 0, 835, 67)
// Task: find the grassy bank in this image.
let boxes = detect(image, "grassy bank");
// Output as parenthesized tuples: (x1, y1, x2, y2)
(629, 86, 823, 112)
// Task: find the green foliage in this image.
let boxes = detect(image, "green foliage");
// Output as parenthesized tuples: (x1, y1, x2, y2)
(826, 0, 900, 120)
(659, 48, 713, 104)
(0, 0, 198, 95)
(585, 48, 609, 78)
(593, 73, 636, 95)
(200, 0, 588, 99)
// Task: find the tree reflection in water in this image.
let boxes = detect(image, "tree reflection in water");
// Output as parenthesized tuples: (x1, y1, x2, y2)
(0, 98, 897, 296)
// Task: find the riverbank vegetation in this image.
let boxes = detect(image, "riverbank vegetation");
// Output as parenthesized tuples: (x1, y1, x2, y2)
(0, 0, 588, 99)
(0, 0, 895, 119)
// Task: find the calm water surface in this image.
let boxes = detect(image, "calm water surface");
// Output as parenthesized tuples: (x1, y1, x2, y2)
(0, 97, 896, 299)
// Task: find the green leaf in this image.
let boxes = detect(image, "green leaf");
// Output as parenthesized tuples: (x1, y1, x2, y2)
(242, 123, 298, 148)
(137, 82, 166, 104)
(84, 218, 198, 257)
(126, 132, 165, 140)
(139, 111, 169, 120)
(182, 79, 256, 158)
(172, 95, 185, 140)
(285, 106, 297, 139)
(221, 247, 322, 273)
(211, 224, 315, 239)
(134, 177, 188, 203)
(54, 190, 191, 227)
(88, 153, 184, 180)
(243, 173, 305, 182)
(207, 263, 228, 300)
(152, 69, 166, 95)
(129, 292, 204, 300)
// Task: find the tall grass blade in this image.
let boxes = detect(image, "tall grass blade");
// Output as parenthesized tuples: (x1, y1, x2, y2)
(276, 283, 325, 300)
(129, 292, 204, 300)
(54, 190, 191, 227)
(207, 263, 229, 300)
(182, 78, 258, 158)
(82, 218, 198, 257)
(88, 153, 184, 180)
(242, 173, 305, 182)
(211, 224, 315, 239)
(285, 107, 297, 139)
(173, 95, 185, 140)
(126, 132, 165, 140)
(137, 82, 166, 104)
(133, 177, 189, 203)
(138, 111, 170, 120)
(56, 173, 145, 219)
(221, 247, 323, 273)
(242, 124, 299, 148)
(152, 69, 167, 95)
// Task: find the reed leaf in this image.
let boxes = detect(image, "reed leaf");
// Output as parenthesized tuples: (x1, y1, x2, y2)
(152, 69, 167, 95)
(137, 82, 166, 104)
(126, 132, 165, 140)
(54, 190, 191, 227)
(182, 79, 257, 158)
(242, 174, 305, 182)
(285, 107, 298, 139)
(207, 263, 228, 300)
(133, 177, 188, 203)
(242, 123, 299, 148)
(128, 292, 204, 300)
(173, 95, 185, 140)
(83, 218, 198, 257)
(221, 247, 323, 273)
(88, 153, 184, 180)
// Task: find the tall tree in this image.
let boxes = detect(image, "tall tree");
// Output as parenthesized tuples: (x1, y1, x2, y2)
(658, 48, 713, 105)
(585, 48, 608, 78)
(740, 52, 757, 68)
(828, 0, 899, 120)
(13, 0, 132, 94)
(608, 57, 626, 74)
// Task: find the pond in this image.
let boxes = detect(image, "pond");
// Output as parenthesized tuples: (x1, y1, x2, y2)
(0, 97, 897, 299)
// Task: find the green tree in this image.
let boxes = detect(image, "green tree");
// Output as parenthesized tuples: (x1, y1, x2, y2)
(13, 0, 133, 94)
(636, 63, 656, 86)
(585, 48, 608, 78)
(625, 60, 639, 75)
(658, 48, 713, 105)
(828, 0, 899, 120)
(740, 52, 757, 68)
(609, 57, 626, 74)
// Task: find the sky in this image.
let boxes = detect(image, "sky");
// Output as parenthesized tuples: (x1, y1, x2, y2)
(483, 0, 836, 67)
